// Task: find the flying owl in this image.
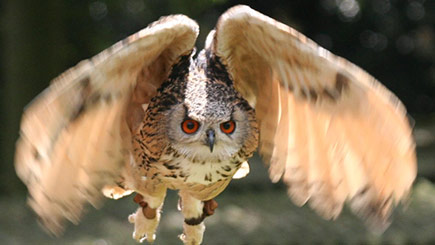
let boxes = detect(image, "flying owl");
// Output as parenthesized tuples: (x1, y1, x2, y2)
(15, 5, 416, 244)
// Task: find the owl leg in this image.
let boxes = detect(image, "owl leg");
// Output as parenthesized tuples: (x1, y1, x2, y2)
(178, 191, 218, 245)
(128, 191, 166, 243)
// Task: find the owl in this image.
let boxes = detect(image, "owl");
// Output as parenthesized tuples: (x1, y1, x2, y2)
(15, 5, 416, 245)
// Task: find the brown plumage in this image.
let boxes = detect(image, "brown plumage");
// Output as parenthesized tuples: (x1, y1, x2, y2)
(15, 5, 416, 244)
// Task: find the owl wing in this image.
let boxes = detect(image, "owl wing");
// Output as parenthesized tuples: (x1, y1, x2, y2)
(211, 5, 416, 229)
(15, 15, 198, 234)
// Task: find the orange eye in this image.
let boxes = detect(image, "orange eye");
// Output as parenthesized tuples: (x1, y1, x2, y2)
(220, 120, 236, 134)
(181, 119, 200, 134)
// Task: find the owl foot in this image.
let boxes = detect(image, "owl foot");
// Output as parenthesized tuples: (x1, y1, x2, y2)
(179, 222, 205, 245)
(128, 207, 159, 243)
(178, 192, 218, 244)
(128, 194, 161, 243)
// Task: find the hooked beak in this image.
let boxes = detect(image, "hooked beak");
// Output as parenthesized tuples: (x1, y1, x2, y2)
(206, 129, 215, 152)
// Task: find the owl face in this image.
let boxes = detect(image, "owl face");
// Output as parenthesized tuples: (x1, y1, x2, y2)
(166, 102, 252, 162)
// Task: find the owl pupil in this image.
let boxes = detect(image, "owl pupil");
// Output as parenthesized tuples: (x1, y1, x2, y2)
(186, 122, 195, 130)
(222, 123, 231, 130)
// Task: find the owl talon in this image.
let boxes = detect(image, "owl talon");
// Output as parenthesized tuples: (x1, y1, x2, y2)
(129, 207, 159, 243)
(130, 193, 162, 243)
(180, 222, 205, 245)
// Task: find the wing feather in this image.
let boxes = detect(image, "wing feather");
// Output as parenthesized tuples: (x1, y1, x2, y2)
(212, 5, 416, 229)
(15, 15, 199, 234)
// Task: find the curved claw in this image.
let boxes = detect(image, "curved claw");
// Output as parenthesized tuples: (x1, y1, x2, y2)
(130, 193, 161, 243)
(128, 207, 157, 243)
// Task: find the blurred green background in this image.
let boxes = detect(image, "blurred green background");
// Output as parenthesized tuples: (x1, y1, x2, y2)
(1, 0, 434, 244)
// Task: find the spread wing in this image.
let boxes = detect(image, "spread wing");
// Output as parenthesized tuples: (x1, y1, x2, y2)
(15, 15, 198, 234)
(211, 5, 416, 229)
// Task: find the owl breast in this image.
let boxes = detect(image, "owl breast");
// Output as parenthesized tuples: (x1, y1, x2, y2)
(156, 145, 245, 186)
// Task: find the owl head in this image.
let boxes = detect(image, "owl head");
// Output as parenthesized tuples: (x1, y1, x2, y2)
(165, 54, 256, 162)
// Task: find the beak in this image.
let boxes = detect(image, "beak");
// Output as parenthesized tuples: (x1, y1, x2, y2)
(206, 129, 215, 153)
